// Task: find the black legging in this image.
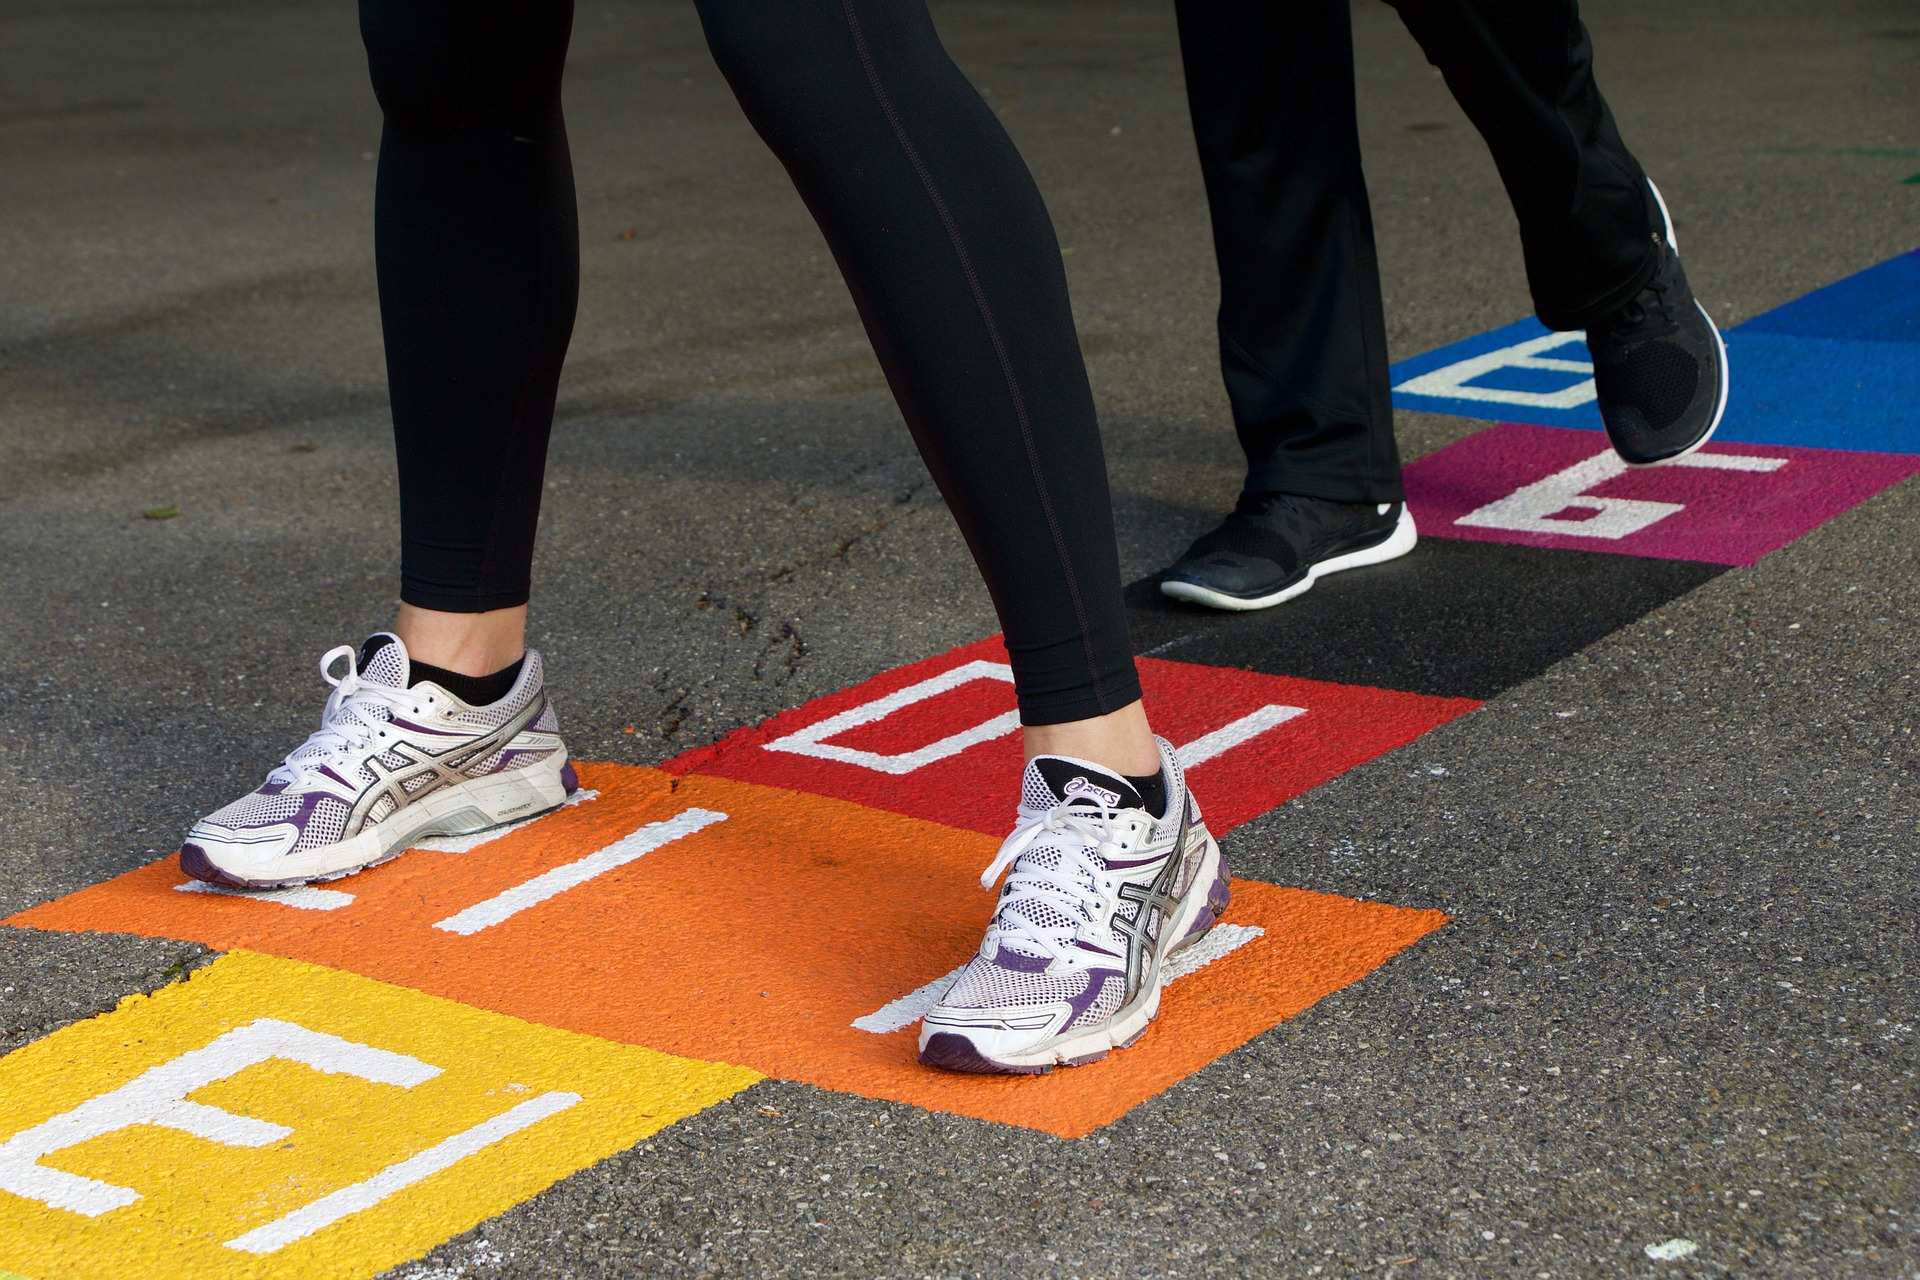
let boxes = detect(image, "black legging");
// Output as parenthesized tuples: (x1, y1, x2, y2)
(359, 0, 1140, 725)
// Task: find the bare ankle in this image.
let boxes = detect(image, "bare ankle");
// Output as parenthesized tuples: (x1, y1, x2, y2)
(392, 603, 528, 677)
(1021, 700, 1160, 777)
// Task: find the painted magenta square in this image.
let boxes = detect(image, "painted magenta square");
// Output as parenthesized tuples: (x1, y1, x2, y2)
(664, 637, 1479, 835)
(1402, 422, 1920, 565)
(11, 764, 1446, 1139)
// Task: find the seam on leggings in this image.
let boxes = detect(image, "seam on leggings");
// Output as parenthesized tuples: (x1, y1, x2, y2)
(836, 0, 1117, 715)
(476, 115, 565, 609)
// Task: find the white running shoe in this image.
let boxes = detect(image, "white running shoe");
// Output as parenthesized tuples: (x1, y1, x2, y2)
(918, 736, 1229, 1074)
(181, 633, 574, 889)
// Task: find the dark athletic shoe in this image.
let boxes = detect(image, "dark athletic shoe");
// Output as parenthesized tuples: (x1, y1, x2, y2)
(1159, 493, 1417, 612)
(1586, 182, 1729, 467)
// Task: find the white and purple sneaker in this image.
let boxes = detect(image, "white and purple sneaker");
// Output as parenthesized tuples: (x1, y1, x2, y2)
(181, 633, 575, 889)
(918, 736, 1229, 1074)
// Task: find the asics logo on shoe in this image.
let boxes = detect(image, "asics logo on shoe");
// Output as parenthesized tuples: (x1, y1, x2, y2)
(342, 694, 550, 837)
(1110, 797, 1192, 992)
(1062, 776, 1123, 809)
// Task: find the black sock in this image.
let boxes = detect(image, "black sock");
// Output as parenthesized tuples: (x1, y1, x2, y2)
(411, 656, 524, 706)
(1124, 768, 1168, 819)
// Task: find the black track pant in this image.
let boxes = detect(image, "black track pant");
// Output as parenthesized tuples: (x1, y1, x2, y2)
(360, 0, 1140, 724)
(1174, 0, 1660, 503)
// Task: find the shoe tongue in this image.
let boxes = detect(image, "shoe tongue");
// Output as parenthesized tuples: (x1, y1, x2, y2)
(355, 633, 411, 690)
(1024, 756, 1144, 813)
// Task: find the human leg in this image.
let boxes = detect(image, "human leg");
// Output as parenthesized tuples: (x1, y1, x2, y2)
(698, 0, 1142, 737)
(1384, 0, 1655, 325)
(1155, 0, 1415, 613)
(181, 0, 579, 887)
(696, 0, 1226, 1070)
(1386, 0, 1727, 462)
(1172, 0, 1400, 504)
(366, 0, 579, 621)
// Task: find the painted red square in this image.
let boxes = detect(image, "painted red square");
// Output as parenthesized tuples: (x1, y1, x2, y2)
(1403, 422, 1920, 566)
(665, 637, 1478, 835)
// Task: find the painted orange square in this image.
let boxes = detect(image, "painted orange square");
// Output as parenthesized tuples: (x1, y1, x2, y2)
(11, 763, 1445, 1138)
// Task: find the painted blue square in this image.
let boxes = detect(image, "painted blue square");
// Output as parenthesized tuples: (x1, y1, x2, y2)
(1389, 247, 1920, 454)
(1738, 249, 1920, 344)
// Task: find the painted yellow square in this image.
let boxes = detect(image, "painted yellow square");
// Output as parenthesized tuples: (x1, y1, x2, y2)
(0, 951, 759, 1280)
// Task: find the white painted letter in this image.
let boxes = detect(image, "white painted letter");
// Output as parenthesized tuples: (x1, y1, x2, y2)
(1393, 331, 1596, 410)
(763, 661, 1019, 775)
(0, 1020, 439, 1216)
(1457, 448, 1789, 540)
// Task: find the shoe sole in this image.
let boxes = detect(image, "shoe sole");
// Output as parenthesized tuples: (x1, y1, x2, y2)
(1159, 505, 1418, 612)
(180, 754, 575, 890)
(920, 828, 1228, 1075)
(1618, 181, 1730, 469)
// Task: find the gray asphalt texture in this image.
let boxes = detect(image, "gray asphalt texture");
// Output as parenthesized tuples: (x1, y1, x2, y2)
(3, 0, 1918, 1276)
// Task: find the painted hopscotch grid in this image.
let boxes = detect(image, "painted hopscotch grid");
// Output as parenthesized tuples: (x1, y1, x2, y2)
(13, 763, 1447, 1140)
(8, 239, 1914, 1280)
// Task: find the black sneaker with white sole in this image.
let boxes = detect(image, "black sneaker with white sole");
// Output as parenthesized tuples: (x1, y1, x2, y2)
(1159, 492, 1417, 612)
(1586, 182, 1729, 467)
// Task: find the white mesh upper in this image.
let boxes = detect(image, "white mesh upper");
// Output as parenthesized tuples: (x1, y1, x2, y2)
(203, 789, 306, 828)
(944, 955, 1091, 1010)
(932, 745, 1199, 1035)
(288, 796, 349, 853)
(1020, 768, 1058, 814)
(359, 637, 410, 689)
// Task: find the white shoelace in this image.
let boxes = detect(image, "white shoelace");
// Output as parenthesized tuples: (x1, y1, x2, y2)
(978, 797, 1129, 965)
(267, 645, 423, 789)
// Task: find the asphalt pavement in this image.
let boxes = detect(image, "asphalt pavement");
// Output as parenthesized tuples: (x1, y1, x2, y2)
(1, 1, 1917, 1277)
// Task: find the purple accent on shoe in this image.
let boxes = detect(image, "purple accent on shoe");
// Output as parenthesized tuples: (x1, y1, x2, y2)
(1206, 854, 1233, 919)
(179, 844, 253, 889)
(1074, 938, 1122, 960)
(316, 766, 352, 789)
(1062, 971, 1113, 1027)
(478, 748, 536, 775)
(989, 947, 1054, 974)
(919, 1032, 1052, 1075)
(1114, 1021, 1152, 1050)
(1174, 854, 1233, 950)
(179, 841, 394, 891)
(1062, 1047, 1110, 1067)
(291, 789, 334, 825)
(560, 762, 580, 794)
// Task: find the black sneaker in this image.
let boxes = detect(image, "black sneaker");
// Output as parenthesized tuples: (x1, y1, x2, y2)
(1159, 493, 1416, 612)
(1586, 182, 1729, 467)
